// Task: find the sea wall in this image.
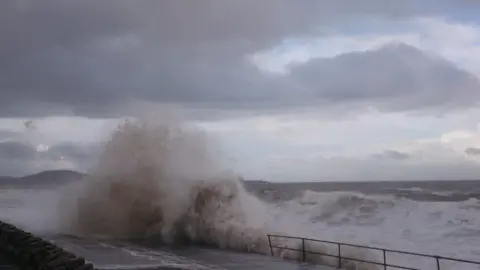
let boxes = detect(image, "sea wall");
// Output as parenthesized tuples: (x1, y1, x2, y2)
(0, 220, 94, 270)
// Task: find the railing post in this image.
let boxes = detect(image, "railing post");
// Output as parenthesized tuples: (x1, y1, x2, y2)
(302, 238, 306, 262)
(383, 249, 386, 270)
(337, 243, 341, 268)
(267, 235, 273, 256)
(263, 235, 480, 270)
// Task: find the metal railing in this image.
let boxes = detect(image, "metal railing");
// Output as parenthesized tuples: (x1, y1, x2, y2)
(267, 234, 480, 270)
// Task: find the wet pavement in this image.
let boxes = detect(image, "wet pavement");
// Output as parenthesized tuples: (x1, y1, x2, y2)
(47, 236, 335, 270)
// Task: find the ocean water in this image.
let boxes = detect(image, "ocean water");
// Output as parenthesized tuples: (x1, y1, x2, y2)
(0, 187, 331, 270)
(247, 180, 480, 269)
(0, 118, 479, 270)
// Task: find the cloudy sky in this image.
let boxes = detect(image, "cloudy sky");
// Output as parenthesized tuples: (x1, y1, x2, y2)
(2, 0, 480, 181)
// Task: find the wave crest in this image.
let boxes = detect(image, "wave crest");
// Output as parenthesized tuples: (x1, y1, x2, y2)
(57, 117, 377, 269)
(59, 119, 270, 250)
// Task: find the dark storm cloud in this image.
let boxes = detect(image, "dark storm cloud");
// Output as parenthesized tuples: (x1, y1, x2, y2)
(0, 0, 476, 118)
(465, 147, 480, 156)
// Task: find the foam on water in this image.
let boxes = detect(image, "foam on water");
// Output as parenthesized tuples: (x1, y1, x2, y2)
(1, 117, 480, 269)
(52, 118, 375, 269)
(273, 190, 480, 269)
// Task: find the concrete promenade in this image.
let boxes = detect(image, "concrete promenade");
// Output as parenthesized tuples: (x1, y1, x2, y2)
(0, 221, 335, 270)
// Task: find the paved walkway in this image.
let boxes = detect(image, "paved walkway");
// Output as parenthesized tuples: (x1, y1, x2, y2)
(48, 235, 335, 270)
(161, 246, 336, 270)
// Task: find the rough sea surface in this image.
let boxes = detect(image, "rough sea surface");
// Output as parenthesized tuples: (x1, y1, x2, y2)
(1, 120, 480, 270)
(1, 179, 480, 270)
(247, 180, 480, 269)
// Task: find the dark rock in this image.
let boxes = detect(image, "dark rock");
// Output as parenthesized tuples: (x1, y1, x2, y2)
(0, 221, 92, 270)
(74, 263, 94, 270)
(64, 258, 86, 270)
(46, 256, 75, 268)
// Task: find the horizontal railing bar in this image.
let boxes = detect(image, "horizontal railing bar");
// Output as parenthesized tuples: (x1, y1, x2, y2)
(270, 245, 338, 257)
(338, 255, 419, 270)
(271, 245, 419, 270)
(271, 245, 340, 258)
(299, 250, 339, 258)
(268, 234, 480, 265)
(438, 257, 480, 264)
(269, 234, 386, 251)
(270, 245, 305, 253)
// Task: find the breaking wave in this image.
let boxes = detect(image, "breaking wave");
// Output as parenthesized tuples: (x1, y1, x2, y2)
(56, 118, 378, 269)
(285, 190, 480, 229)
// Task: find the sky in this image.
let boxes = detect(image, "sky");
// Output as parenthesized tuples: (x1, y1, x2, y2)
(2, 1, 480, 181)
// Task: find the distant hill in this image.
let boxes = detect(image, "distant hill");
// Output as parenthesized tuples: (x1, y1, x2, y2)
(0, 170, 86, 187)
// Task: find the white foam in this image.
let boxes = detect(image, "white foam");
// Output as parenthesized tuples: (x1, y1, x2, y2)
(2, 117, 480, 269)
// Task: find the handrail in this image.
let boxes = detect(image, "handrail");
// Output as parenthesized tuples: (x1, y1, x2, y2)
(267, 234, 480, 270)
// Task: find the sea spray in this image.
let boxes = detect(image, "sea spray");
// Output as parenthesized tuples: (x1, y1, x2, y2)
(57, 117, 378, 269)
(58, 118, 269, 247)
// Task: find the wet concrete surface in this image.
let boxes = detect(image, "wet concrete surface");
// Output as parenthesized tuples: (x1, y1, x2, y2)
(47, 235, 335, 270)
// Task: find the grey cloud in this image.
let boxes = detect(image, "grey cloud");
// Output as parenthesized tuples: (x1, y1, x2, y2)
(278, 155, 480, 182)
(0, 140, 100, 176)
(45, 143, 101, 164)
(0, 130, 22, 140)
(0, 141, 37, 160)
(342, 158, 480, 181)
(0, 140, 100, 163)
(0, 160, 42, 178)
(372, 149, 410, 160)
(465, 147, 480, 156)
(0, 0, 443, 52)
(0, 1, 476, 118)
(290, 43, 480, 113)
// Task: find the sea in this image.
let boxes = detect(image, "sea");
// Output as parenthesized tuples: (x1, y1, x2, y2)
(0, 120, 480, 270)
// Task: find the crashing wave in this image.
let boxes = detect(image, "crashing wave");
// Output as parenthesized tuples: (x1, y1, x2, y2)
(56, 117, 377, 269)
